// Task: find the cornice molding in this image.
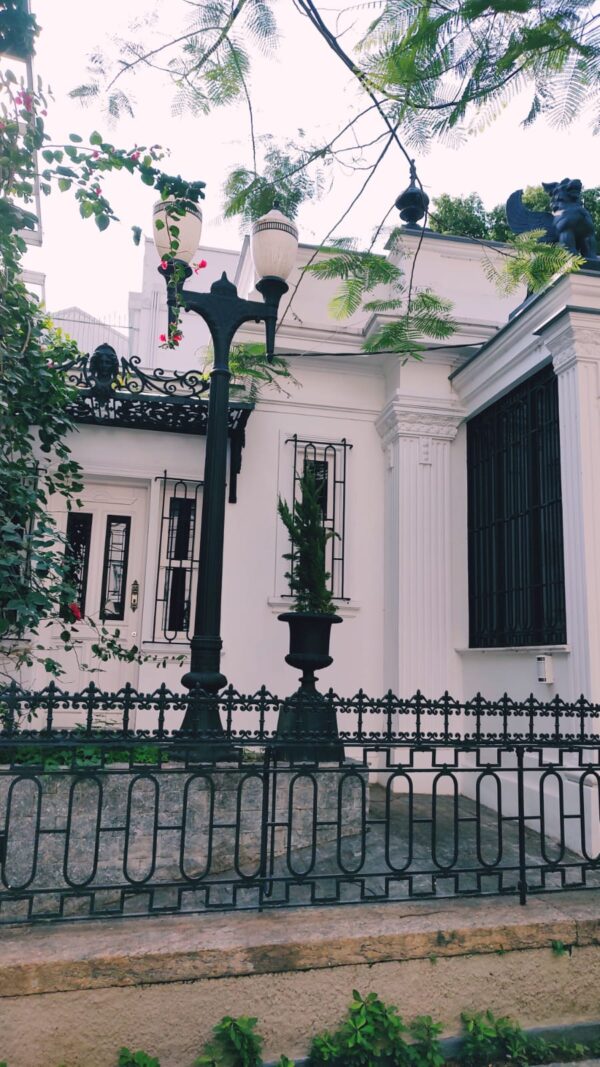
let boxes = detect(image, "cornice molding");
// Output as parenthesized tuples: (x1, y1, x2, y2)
(376, 393, 464, 445)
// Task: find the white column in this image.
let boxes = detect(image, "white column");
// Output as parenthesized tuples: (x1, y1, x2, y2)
(376, 395, 463, 696)
(546, 319, 600, 698)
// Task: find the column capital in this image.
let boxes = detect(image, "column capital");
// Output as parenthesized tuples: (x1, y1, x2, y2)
(376, 393, 464, 447)
(535, 315, 600, 376)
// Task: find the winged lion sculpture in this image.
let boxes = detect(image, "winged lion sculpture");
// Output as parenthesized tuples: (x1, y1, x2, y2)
(506, 178, 598, 260)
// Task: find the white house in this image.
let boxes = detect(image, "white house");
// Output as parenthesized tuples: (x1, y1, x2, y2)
(26, 226, 600, 711)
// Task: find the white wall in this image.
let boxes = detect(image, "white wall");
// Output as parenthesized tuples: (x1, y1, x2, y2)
(47, 354, 385, 700)
(28, 231, 600, 710)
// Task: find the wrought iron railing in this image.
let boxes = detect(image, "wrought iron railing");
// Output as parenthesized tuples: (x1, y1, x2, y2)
(0, 682, 599, 924)
(55, 347, 253, 501)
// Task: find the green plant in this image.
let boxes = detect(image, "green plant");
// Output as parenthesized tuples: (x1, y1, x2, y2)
(278, 467, 336, 614)
(4, 1003, 600, 1067)
(551, 940, 569, 957)
(204, 342, 299, 402)
(195, 1015, 263, 1067)
(308, 990, 410, 1066)
(461, 1011, 507, 1067)
(408, 1017, 445, 1067)
(460, 1011, 541, 1067)
(119, 1050, 161, 1067)
(0, 9, 203, 681)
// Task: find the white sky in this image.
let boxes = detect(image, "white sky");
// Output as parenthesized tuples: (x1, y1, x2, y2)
(23, 0, 600, 322)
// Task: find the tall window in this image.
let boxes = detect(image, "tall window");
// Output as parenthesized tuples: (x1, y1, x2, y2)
(283, 436, 352, 602)
(467, 365, 566, 648)
(153, 476, 202, 642)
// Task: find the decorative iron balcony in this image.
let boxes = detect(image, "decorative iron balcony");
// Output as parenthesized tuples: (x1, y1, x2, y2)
(57, 345, 253, 502)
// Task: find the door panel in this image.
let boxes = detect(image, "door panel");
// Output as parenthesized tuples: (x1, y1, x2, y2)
(48, 483, 148, 718)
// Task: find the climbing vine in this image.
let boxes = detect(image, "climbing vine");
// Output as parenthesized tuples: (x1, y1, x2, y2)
(0, 12, 204, 678)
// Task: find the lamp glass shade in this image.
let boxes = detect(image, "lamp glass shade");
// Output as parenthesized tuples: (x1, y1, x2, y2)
(152, 196, 203, 263)
(251, 207, 298, 281)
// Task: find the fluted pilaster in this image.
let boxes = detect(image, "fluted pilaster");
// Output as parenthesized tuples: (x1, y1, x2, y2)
(549, 323, 600, 697)
(376, 395, 463, 695)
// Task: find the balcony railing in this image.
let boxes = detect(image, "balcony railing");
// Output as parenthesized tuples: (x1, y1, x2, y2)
(1, 682, 599, 924)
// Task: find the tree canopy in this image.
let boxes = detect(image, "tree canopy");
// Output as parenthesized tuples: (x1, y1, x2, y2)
(73, 1, 600, 220)
(427, 186, 600, 244)
(70, 1, 600, 327)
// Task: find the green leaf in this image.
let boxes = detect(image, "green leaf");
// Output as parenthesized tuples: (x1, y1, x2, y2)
(89, 130, 103, 145)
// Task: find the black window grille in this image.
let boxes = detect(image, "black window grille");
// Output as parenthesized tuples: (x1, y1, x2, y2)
(153, 474, 202, 642)
(62, 512, 93, 618)
(100, 516, 131, 621)
(467, 364, 566, 648)
(284, 436, 352, 602)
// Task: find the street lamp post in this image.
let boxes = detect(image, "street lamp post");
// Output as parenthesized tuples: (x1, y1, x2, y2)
(154, 197, 298, 740)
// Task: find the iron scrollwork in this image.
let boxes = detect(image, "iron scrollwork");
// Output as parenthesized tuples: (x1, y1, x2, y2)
(57, 344, 253, 502)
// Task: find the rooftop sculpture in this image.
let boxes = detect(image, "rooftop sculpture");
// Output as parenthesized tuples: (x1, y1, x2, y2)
(506, 178, 598, 261)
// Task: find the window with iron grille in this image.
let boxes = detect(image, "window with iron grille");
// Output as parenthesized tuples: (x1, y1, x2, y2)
(153, 475, 202, 642)
(467, 364, 566, 648)
(283, 435, 352, 602)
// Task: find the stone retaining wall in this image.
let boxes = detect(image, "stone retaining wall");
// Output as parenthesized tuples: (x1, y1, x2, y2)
(2, 893, 600, 1067)
(0, 763, 367, 919)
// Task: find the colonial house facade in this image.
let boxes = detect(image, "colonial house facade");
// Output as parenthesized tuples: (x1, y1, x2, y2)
(25, 228, 600, 711)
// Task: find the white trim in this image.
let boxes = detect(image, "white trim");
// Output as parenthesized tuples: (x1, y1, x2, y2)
(456, 646, 571, 655)
(267, 597, 361, 617)
(256, 397, 380, 421)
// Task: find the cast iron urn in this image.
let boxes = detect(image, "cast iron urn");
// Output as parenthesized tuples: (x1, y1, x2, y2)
(277, 611, 343, 762)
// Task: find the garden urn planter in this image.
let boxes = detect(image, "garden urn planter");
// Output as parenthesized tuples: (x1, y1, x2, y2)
(276, 611, 343, 762)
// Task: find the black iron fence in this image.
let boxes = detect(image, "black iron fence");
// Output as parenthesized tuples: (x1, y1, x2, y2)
(1, 682, 600, 925)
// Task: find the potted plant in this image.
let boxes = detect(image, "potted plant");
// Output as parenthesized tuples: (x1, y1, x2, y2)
(276, 467, 343, 760)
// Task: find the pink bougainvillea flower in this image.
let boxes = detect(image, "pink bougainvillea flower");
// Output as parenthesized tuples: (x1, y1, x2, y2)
(160, 259, 169, 270)
(69, 603, 82, 621)
(193, 259, 208, 273)
(172, 332, 183, 344)
(93, 186, 102, 195)
(92, 150, 100, 159)
(159, 333, 167, 343)
(130, 151, 140, 161)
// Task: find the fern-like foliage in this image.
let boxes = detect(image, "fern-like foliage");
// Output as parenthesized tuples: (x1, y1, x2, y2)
(203, 342, 299, 401)
(483, 231, 585, 294)
(358, 0, 600, 140)
(306, 244, 455, 358)
(222, 135, 324, 224)
(278, 468, 336, 615)
(70, 0, 278, 121)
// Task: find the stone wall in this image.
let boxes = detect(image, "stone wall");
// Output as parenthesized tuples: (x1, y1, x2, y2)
(2, 893, 600, 1067)
(0, 763, 367, 920)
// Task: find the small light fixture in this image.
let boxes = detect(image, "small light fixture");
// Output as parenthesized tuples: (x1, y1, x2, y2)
(250, 204, 299, 282)
(152, 195, 203, 263)
(395, 160, 429, 228)
(536, 654, 554, 685)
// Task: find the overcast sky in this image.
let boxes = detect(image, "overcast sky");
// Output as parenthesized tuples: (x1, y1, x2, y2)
(23, 0, 600, 323)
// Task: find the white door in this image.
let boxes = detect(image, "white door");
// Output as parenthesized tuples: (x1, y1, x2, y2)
(48, 482, 148, 708)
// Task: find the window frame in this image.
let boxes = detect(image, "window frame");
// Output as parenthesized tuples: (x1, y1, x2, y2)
(467, 364, 567, 649)
(282, 435, 352, 603)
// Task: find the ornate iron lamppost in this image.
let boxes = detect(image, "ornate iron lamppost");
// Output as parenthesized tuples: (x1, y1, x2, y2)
(153, 196, 298, 739)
